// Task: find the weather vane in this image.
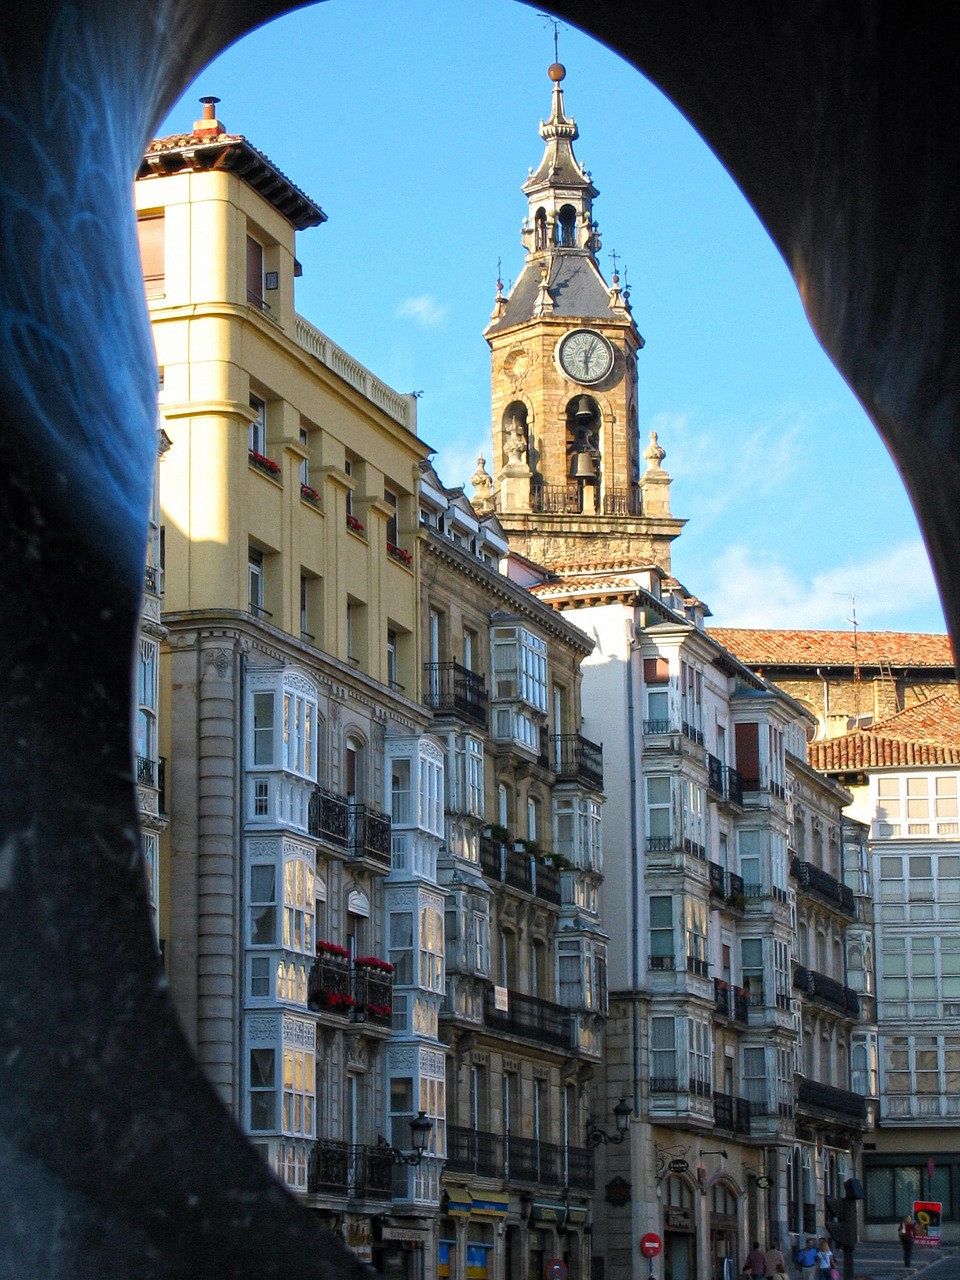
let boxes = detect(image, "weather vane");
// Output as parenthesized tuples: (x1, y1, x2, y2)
(538, 12, 566, 62)
(609, 249, 621, 277)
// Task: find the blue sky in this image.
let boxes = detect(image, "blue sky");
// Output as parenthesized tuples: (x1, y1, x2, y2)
(158, 0, 946, 634)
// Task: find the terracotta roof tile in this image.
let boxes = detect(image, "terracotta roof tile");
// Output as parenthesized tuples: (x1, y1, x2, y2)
(710, 628, 954, 669)
(809, 687, 960, 769)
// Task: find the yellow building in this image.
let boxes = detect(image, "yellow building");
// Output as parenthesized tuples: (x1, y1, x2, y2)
(137, 99, 445, 1278)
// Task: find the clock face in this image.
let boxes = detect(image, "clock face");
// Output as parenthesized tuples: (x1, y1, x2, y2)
(558, 329, 614, 384)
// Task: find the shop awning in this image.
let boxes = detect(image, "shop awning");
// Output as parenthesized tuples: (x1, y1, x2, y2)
(442, 1186, 510, 1217)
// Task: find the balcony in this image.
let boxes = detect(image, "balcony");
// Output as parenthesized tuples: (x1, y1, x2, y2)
(446, 1127, 593, 1189)
(713, 978, 749, 1025)
(446, 1125, 502, 1178)
(552, 734, 604, 790)
(424, 661, 488, 728)
(137, 755, 159, 788)
(351, 962, 394, 1028)
(796, 1076, 867, 1126)
(483, 985, 576, 1051)
(791, 857, 856, 917)
(713, 1091, 751, 1135)
(307, 1140, 393, 1199)
(477, 836, 562, 906)
(308, 949, 351, 1014)
(308, 790, 391, 870)
(706, 754, 743, 806)
(793, 965, 860, 1018)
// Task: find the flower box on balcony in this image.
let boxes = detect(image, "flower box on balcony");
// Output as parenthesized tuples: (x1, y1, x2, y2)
(387, 541, 413, 568)
(249, 450, 281, 478)
(316, 940, 349, 960)
(300, 482, 321, 508)
(353, 956, 394, 973)
(323, 991, 358, 1014)
(346, 513, 365, 534)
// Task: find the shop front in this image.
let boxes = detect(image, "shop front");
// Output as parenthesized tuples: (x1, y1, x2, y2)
(662, 1175, 697, 1280)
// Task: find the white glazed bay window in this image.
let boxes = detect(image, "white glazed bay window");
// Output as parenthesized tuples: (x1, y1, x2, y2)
(246, 671, 319, 830)
(557, 937, 607, 1011)
(491, 624, 547, 750)
(553, 795, 602, 870)
(246, 841, 316, 1007)
(387, 737, 445, 877)
(246, 1015, 316, 1191)
(876, 772, 960, 838)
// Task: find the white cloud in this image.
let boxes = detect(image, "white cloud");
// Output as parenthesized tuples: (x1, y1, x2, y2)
(700, 539, 945, 631)
(395, 294, 447, 327)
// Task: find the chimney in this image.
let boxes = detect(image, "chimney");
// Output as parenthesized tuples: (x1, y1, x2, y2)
(193, 96, 223, 137)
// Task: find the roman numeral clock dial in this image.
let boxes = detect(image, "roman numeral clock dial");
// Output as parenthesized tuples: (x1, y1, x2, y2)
(558, 329, 614, 384)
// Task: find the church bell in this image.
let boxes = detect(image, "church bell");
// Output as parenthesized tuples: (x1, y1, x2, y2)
(572, 450, 597, 479)
(574, 396, 595, 423)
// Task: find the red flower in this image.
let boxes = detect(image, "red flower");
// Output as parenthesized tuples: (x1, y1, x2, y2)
(317, 940, 349, 959)
(346, 513, 365, 533)
(249, 450, 281, 476)
(353, 956, 394, 972)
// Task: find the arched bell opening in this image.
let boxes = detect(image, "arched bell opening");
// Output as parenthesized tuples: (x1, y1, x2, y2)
(534, 207, 548, 251)
(557, 203, 578, 248)
(502, 401, 536, 473)
(566, 394, 601, 512)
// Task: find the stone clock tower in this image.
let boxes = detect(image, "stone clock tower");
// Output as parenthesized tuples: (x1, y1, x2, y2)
(481, 63, 685, 574)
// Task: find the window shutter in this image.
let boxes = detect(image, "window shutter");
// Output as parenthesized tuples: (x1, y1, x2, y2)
(246, 235, 264, 306)
(137, 214, 164, 296)
(643, 657, 669, 683)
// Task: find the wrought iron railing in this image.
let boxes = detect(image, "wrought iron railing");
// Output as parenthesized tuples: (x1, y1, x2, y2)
(349, 804, 392, 869)
(423, 661, 488, 727)
(483, 985, 574, 1050)
(308, 788, 349, 848)
(445, 1127, 592, 1188)
(446, 1126, 502, 1178)
(478, 836, 562, 905)
(796, 1076, 867, 1123)
(793, 965, 859, 1017)
(712, 1091, 752, 1134)
(552, 734, 604, 789)
(307, 1140, 392, 1199)
(137, 755, 157, 787)
(790, 857, 856, 916)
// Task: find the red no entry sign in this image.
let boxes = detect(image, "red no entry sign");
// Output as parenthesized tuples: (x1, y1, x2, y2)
(640, 1233, 662, 1258)
(545, 1260, 568, 1280)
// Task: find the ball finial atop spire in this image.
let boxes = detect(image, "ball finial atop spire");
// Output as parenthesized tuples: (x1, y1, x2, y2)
(548, 62, 566, 82)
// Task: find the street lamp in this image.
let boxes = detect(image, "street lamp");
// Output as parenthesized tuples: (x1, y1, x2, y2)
(378, 1110, 433, 1167)
(586, 1098, 632, 1147)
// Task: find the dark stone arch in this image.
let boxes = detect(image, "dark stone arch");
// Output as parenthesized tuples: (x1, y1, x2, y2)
(1, 3, 959, 1275)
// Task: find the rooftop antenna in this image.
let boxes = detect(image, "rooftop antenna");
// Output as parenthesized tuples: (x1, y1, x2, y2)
(843, 592, 861, 721)
(538, 12, 565, 62)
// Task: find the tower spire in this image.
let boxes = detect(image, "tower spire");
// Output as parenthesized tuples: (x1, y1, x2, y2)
(520, 63, 600, 261)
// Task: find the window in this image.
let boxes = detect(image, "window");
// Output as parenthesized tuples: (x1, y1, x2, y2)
(137, 213, 164, 297)
(688, 1017, 712, 1095)
(558, 939, 580, 1006)
(246, 235, 264, 309)
(250, 955, 270, 999)
(252, 692, 275, 766)
(248, 547, 265, 616)
(283, 855, 315, 958)
(741, 937, 764, 1005)
(249, 862, 276, 945)
(646, 685, 669, 731)
(141, 831, 159, 940)
(249, 1048, 276, 1131)
(739, 829, 762, 896)
(742, 1046, 767, 1113)
(299, 427, 310, 486)
(387, 630, 398, 689)
(650, 1016, 677, 1089)
(384, 488, 399, 546)
(248, 394, 266, 457)
(390, 910, 414, 984)
(420, 900, 444, 992)
(491, 625, 547, 710)
(685, 897, 708, 975)
(282, 688, 316, 779)
(680, 660, 703, 741)
(682, 779, 705, 855)
(645, 776, 672, 849)
(282, 1046, 315, 1138)
(137, 637, 158, 770)
(391, 758, 412, 826)
(344, 457, 355, 518)
(473, 911, 489, 974)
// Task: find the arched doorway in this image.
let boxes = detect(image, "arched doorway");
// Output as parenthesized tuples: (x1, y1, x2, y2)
(663, 1174, 697, 1280)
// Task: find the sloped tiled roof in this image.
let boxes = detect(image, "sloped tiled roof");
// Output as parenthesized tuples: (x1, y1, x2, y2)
(710, 628, 954, 669)
(486, 253, 618, 333)
(810, 687, 960, 770)
(139, 132, 326, 230)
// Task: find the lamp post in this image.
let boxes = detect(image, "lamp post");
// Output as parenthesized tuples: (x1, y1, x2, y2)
(586, 1099, 632, 1148)
(379, 1110, 433, 1167)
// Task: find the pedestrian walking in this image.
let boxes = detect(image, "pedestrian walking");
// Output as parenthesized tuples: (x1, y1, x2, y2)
(797, 1237, 819, 1280)
(898, 1213, 916, 1267)
(816, 1236, 836, 1278)
(745, 1241, 767, 1280)
(765, 1240, 786, 1276)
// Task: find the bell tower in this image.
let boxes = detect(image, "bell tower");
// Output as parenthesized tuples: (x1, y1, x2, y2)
(482, 63, 684, 574)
